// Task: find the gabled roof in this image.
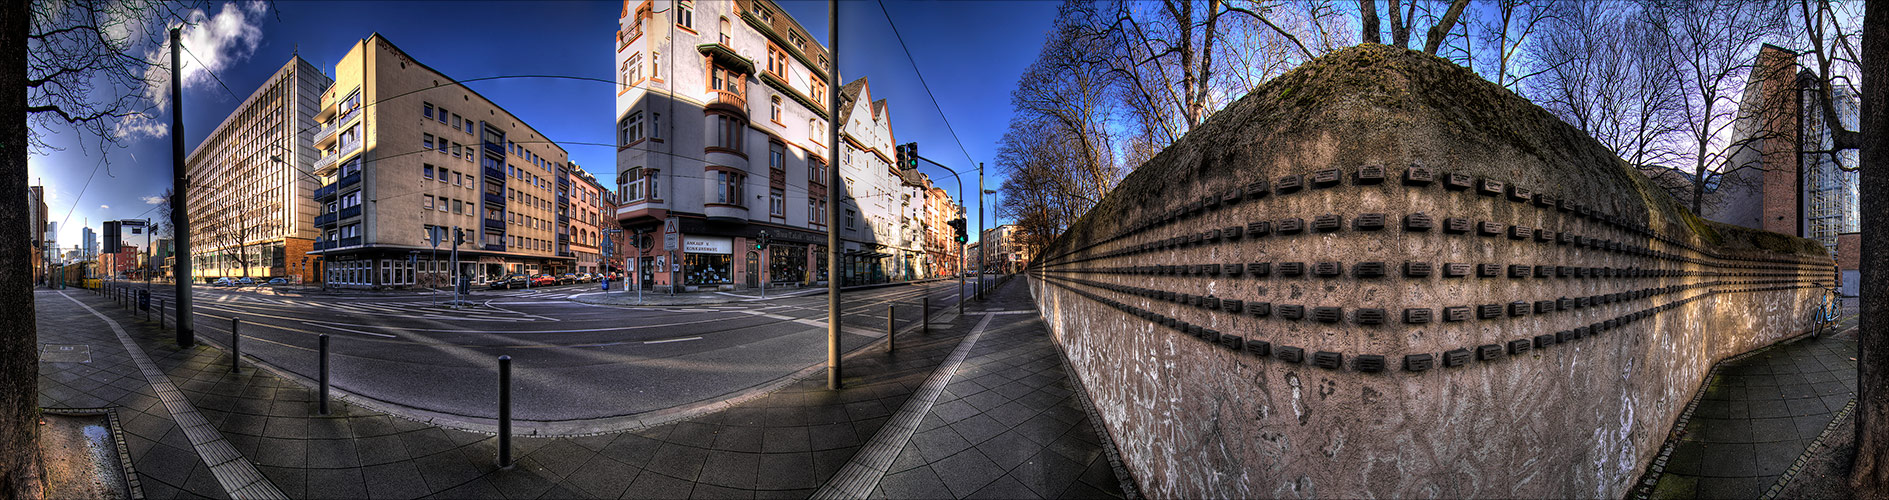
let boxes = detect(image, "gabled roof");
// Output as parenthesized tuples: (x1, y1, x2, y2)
(838, 77, 869, 125)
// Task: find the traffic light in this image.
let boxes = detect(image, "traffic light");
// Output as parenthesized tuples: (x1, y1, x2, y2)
(454, 227, 466, 246)
(949, 218, 967, 243)
(893, 144, 906, 172)
(906, 142, 918, 169)
(754, 231, 771, 250)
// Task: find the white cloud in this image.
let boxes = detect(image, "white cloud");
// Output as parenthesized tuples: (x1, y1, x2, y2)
(100, 204, 111, 210)
(142, 195, 166, 205)
(116, 1, 269, 139)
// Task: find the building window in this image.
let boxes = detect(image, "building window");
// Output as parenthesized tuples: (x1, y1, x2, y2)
(437, 106, 448, 124)
(767, 46, 786, 76)
(452, 113, 461, 130)
(436, 139, 447, 154)
(809, 157, 826, 183)
(651, 51, 660, 80)
(451, 143, 461, 158)
(464, 119, 474, 134)
(423, 102, 434, 119)
(715, 170, 744, 205)
(845, 209, 855, 229)
(770, 96, 782, 123)
(622, 167, 644, 201)
(677, 1, 693, 29)
(624, 112, 644, 144)
(710, 112, 743, 152)
(769, 141, 785, 171)
(424, 133, 434, 151)
(423, 164, 434, 179)
(438, 168, 449, 183)
(789, 31, 804, 50)
(453, 199, 464, 214)
(811, 80, 826, 106)
(769, 189, 784, 217)
(424, 195, 435, 210)
(626, 53, 643, 85)
(454, 172, 464, 186)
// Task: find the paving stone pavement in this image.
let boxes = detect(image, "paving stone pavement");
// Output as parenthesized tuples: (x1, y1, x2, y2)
(38, 278, 1126, 499)
(1646, 314, 1860, 500)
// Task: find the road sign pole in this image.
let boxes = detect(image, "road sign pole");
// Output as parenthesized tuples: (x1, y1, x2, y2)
(498, 355, 513, 469)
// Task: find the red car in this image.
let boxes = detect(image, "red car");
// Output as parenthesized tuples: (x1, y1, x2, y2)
(530, 275, 558, 287)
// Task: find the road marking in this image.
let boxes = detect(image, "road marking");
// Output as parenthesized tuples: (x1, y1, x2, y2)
(972, 310, 1035, 315)
(58, 292, 286, 499)
(305, 322, 397, 338)
(814, 313, 998, 499)
(643, 337, 703, 344)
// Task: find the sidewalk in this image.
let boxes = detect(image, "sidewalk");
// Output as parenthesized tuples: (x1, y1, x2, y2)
(1639, 314, 1861, 499)
(36, 277, 1126, 498)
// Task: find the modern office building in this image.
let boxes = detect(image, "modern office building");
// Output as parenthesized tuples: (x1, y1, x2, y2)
(182, 56, 332, 282)
(1705, 44, 1861, 255)
(306, 34, 576, 288)
(613, 0, 958, 291)
(80, 226, 97, 262)
(28, 185, 46, 284)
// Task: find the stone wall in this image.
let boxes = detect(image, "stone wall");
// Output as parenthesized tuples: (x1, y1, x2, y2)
(1026, 46, 1835, 498)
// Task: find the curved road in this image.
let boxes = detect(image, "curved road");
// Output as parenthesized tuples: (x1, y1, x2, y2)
(121, 280, 973, 433)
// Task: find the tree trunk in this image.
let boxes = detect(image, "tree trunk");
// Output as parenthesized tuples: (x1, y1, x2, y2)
(1359, 0, 1379, 44)
(1851, 0, 1887, 494)
(1388, 0, 1409, 48)
(1423, 0, 1472, 55)
(0, 0, 44, 496)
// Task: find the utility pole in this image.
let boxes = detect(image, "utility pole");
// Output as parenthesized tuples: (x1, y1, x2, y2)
(976, 162, 984, 301)
(170, 28, 194, 347)
(451, 227, 463, 309)
(825, 0, 843, 390)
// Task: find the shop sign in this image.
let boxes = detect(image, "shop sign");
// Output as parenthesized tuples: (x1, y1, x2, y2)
(684, 236, 732, 254)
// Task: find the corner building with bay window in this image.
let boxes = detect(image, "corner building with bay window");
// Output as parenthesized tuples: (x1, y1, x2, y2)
(615, 0, 954, 292)
(306, 34, 576, 288)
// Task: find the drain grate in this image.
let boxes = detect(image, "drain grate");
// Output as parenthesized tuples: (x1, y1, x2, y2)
(40, 344, 91, 363)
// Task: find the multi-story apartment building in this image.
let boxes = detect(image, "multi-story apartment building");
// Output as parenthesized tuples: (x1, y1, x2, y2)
(568, 163, 609, 275)
(615, 0, 835, 292)
(183, 57, 332, 282)
(923, 186, 960, 277)
(306, 34, 575, 288)
(980, 224, 1031, 273)
(612, 0, 959, 291)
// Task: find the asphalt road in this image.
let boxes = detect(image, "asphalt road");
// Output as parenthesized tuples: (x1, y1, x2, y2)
(114, 279, 980, 431)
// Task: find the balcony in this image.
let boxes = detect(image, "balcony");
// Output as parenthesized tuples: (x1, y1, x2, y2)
(484, 164, 506, 180)
(312, 240, 335, 251)
(696, 42, 754, 75)
(484, 192, 506, 206)
(484, 140, 505, 156)
(338, 170, 362, 189)
(314, 183, 337, 202)
(705, 90, 747, 115)
(314, 213, 337, 227)
(312, 121, 338, 148)
(312, 153, 339, 175)
(484, 217, 505, 229)
(339, 237, 361, 248)
(338, 205, 362, 220)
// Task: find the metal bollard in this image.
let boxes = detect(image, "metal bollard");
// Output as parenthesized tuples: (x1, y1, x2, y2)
(158, 299, 165, 328)
(318, 334, 330, 415)
(922, 297, 930, 335)
(887, 305, 896, 352)
(497, 355, 513, 469)
(229, 318, 242, 373)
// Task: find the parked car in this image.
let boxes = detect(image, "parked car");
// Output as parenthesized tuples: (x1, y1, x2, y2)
(557, 273, 579, 285)
(266, 278, 289, 285)
(488, 274, 530, 289)
(531, 275, 558, 287)
(212, 277, 235, 287)
(235, 277, 256, 286)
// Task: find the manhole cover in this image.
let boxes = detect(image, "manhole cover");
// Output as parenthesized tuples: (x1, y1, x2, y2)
(40, 344, 91, 363)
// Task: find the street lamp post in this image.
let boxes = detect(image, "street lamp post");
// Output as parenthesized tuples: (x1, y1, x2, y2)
(911, 154, 967, 313)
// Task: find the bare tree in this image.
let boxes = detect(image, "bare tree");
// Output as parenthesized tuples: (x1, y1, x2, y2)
(9, 1, 200, 494)
(1644, 0, 1793, 215)
(1473, 0, 1553, 90)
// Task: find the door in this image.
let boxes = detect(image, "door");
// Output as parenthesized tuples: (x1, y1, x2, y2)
(745, 251, 760, 288)
(639, 256, 655, 290)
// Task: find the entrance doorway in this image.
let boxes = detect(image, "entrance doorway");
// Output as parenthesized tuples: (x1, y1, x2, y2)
(745, 251, 760, 288)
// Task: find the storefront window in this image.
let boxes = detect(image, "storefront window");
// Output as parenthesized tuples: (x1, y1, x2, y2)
(769, 246, 805, 283)
(685, 253, 732, 285)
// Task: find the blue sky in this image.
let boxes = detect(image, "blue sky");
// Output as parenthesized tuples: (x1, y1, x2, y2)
(29, 0, 1060, 249)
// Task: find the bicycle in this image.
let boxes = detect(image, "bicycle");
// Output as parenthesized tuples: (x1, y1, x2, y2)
(1807, 284, 1841, 338)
